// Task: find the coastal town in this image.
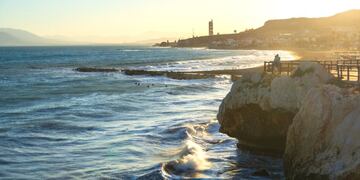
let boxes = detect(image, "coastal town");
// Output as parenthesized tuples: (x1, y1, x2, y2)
(155, 10, 360, 51)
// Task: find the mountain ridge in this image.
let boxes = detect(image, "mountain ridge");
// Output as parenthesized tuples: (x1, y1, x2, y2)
(0, 28, 56, 46)
(0, 28, 84, 46)
(258, 10, 360, 34)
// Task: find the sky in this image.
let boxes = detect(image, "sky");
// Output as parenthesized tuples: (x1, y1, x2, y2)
(1, 0, 360, 43)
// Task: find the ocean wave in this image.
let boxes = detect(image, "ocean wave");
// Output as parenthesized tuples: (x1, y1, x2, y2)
(161, 140, 211, 178)
(20, 120, 101, 133)
(159, 122, 211, 141)
(137, 170, 164, 180)
(11, 136, 69, 144)
(130, 50, 295, 72)
(117, 49, 146, 52)
(160, 126, 189, 141)
(157, 122, 216, 178)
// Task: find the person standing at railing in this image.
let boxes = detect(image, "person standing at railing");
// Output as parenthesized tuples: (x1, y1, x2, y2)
(273, 54, 281, 74)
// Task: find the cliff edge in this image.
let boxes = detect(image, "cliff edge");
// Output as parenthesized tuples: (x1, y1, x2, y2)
(217, 62, 360, 179)
(217, 62, 332, 153)
(284, 85, 360, 179)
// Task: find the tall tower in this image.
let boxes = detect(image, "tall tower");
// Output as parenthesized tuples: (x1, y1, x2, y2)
(209, 19, 214, 36)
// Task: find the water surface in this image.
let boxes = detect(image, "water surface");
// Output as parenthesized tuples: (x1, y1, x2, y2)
(0, 46, 293, 179)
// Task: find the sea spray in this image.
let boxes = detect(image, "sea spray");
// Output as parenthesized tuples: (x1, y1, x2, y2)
(162, 141, 212, 178)
(161, 123, 213, 178)
(164, 140, 211, 171)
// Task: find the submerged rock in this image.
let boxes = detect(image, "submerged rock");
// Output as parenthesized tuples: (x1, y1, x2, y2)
(252, 168, 271, 177)
(122, 69, 215, 80)
(217, 62, 333, 153)
(74, 67, 119, 72)
(284, 85, 360, 179)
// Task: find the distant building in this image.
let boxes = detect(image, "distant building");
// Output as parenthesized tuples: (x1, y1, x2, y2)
(209, 20, 214, 36)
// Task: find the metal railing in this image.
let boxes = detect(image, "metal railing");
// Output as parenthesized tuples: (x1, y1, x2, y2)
(335, 51, 360, 61)
(264, 60, 360, 84)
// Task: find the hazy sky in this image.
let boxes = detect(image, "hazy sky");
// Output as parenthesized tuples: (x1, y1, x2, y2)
(1, 0, 360, 43)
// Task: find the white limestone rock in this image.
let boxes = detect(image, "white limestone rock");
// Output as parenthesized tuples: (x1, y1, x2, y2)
(217, 62, 334, 153)
(271, 62, 333, 111)
(284, 85, 360, 179)
(270, 76, 297, 112)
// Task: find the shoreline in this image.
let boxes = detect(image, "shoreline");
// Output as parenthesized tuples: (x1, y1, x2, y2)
(118, 48, 313, 80)
(75, 47, 339, 81)
(160, 45, 337, 61)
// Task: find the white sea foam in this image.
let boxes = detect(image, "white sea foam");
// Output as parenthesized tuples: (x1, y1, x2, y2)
(162, 140, 212, 179)
(118, 49, 146, 52)
(161, 123, 213, 178)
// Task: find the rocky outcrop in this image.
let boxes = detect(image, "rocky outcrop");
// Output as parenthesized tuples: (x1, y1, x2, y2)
(284, 85, 360, 179)
(217, 62, 333, 153)
(217, 61, 360, 178)
(75, 67, 119, 72)
(122, 69, 215, 80)
(75, 68, 216, 80)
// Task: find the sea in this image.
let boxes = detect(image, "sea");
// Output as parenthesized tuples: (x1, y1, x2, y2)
(0, 46, 295, 179)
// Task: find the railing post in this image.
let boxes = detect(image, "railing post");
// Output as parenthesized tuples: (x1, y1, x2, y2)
(330, 61, 332, 72)
(357, 61, 359, 82)
(358, 65, 360, 83)
(347, 66, 350, 81)
(340, 65, 343, 79)
(279, 63, 282, 75)
(287, 63, 290, 76)
(337, 65, 340, 79)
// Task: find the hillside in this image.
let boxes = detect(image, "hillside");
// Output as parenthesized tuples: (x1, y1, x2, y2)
(0, 28, 61, 46)
(0, 32, 22, 45)
(172, 10, 360, 50)
(256, 10, 360, 35)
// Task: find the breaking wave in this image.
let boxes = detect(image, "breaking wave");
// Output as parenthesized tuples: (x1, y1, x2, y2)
(160, 123, 213, 178)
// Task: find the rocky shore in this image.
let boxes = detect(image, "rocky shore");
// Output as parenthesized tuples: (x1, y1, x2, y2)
(74, 67, 215, 80)
(74, 67, 263, 80)
(217, 62, 360, 179)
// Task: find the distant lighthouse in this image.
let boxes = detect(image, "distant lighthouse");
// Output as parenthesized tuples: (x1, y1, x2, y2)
(209, 19, 214, 36)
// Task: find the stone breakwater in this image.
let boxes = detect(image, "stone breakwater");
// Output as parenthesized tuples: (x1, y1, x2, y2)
(74, 67, 215, 80)
(74, 67, 262, 80)
(217, 62, 360, 179)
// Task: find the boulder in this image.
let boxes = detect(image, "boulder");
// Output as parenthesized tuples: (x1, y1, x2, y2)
(217, 62, 333, 153)
(284, 85, 360, 179)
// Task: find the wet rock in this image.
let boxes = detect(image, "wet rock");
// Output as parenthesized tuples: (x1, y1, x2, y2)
(284, 85, 360, 179)
(122, 69, 215, 80)
(219, 103, 294, 153)
(252, 168, 271, 177)
(123, 69, 163, 76)
(75, 67, 119, 72)
(166, 72, 215, 80)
